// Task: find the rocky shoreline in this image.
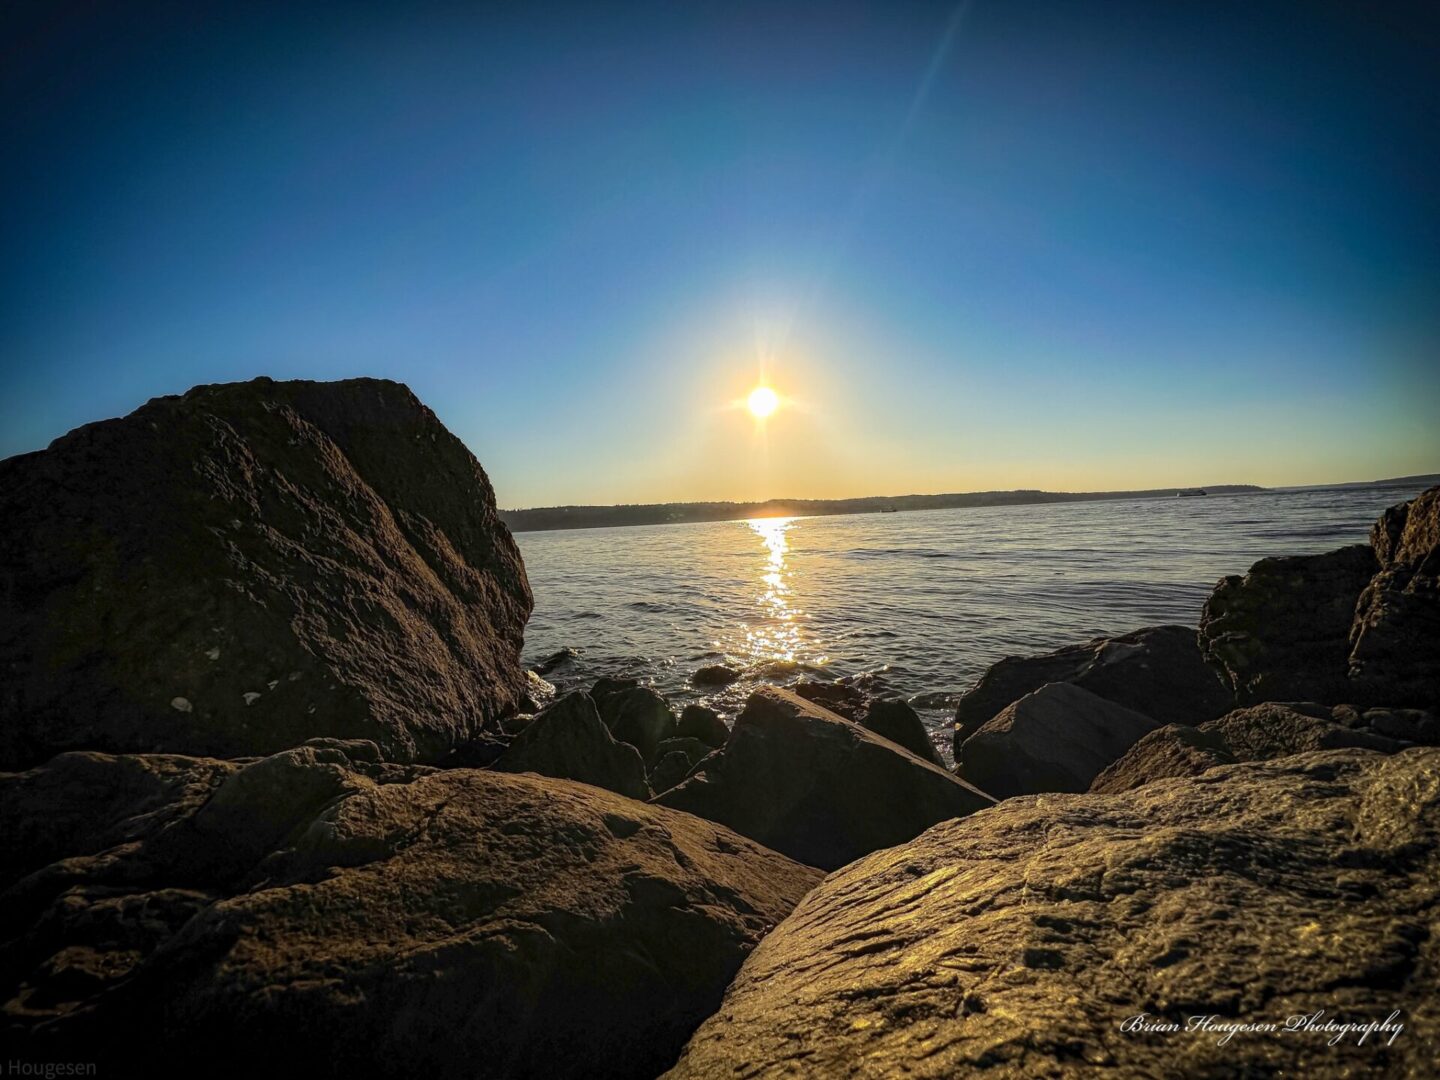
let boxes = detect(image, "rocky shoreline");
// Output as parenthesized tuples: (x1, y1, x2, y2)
(2, 378, 1436, 1077)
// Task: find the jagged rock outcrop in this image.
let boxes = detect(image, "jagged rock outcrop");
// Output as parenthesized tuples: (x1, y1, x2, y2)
(1199, 545, 1376, 706)
(1091, 701, 1422, 794)
(655, 687, 993, 870)
(3, 748, 821, 1079)
(0, 377, 532, 768)
(1350, 485, 1440, 708)
(952, 624, 1231, 756)
(956, 681, 1160, 797)
(493, 691, 649, 801)
(665, 748, 1440, 1079)
(861, 698, 944, 767)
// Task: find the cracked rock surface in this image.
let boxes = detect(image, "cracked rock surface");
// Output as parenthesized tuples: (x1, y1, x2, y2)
(0, 377, 532, 767)
(3, 747, 820, 1079)
(665, 748, 1439, 1079)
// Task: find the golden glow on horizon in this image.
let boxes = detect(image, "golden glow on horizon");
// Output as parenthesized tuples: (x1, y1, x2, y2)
(747, 385, 779, 419)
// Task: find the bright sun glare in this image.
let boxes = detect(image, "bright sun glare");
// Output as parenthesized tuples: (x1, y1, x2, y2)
(747, 386, 779, 419)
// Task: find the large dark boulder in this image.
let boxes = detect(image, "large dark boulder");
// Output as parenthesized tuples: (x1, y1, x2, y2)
(677, 704, 729, 749)
(0, 378, 532, 768)
(1350, 485, 1440, 708)
(955, 681, 1160, 797)
(792, 679, 868, 721)
(3, 749, 821, 1079)
(1199, 544, 1376, 706)
(691, 664, 739, 687)
(952, 624, 1231, 756)
(665, 747, 1440, 1079)
(596, 686, 679, 763)
(492, 691, 649, 801)
(861, 698, 944, 767)
(655, 687, 993, 871)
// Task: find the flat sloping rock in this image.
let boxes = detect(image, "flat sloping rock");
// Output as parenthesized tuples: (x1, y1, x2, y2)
(1199, 544, 1376, 706)
(655, 687, 993, 871)
(1350, 485, 1440, 708)
(0, 377, 532, 768)
(956, 681, 1160, 797)
(665, 748, 1440, 1079)
(952, 624, 1231, 755)
(493, 691, 649, 800)
(4, 751, 821, 1079)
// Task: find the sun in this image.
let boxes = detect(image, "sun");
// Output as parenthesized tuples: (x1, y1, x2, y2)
(747, 386, 779, 419)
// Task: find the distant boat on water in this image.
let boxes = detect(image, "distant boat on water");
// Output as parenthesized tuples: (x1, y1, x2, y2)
(1176, 489, 1208, 497)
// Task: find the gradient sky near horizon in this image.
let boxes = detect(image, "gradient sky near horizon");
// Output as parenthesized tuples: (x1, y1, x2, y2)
(3, 1, 1438, 507)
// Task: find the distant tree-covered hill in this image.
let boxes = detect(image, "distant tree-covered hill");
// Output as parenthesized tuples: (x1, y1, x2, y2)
(499, 484, 1268, 533)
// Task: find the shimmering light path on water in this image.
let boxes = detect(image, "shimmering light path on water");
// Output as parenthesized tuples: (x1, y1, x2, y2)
(516, 483, 1431, 749)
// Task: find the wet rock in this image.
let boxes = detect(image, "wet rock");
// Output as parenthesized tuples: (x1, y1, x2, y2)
(0, 377, 532, 769)
(956, 681, 1159, 798)
(861, 698, 944, 767)
(532, 646, 580, 676)
(517, 670, 557, 713)
(665, 748, 1440, 1079)
(677, 704, 729, 749)
(590, 676, 641, 703)
(1199, 544, 1376, 706)
(493, 691, 649, 801)
(656, 687, 993, 871)
(953, 624, 1231, 755)
(792, 679, 868, 721)
(597, 686, 679, 764)
(691, 664, 740, 687)
(4, 755, 822, 1079)
(1350, 485, 1440, 708)
(1089, 723, 1237, 794)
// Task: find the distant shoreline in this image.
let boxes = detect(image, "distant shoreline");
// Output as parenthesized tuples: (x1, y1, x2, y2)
(500, 474, 1440, 533)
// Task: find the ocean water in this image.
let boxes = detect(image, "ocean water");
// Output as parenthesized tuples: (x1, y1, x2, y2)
(515, 483, 1430, 754)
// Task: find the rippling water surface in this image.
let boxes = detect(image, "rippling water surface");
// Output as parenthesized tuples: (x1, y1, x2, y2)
(516, 484, 1428, 742)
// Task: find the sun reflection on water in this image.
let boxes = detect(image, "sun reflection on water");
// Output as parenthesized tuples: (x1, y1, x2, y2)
(740, 517, 807, 663)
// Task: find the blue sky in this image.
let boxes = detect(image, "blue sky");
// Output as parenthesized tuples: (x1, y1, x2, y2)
(3, 1, 1437, 506)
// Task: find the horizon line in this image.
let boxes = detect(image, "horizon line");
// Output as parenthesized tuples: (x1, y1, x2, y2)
(500, 471, 1440, 514)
